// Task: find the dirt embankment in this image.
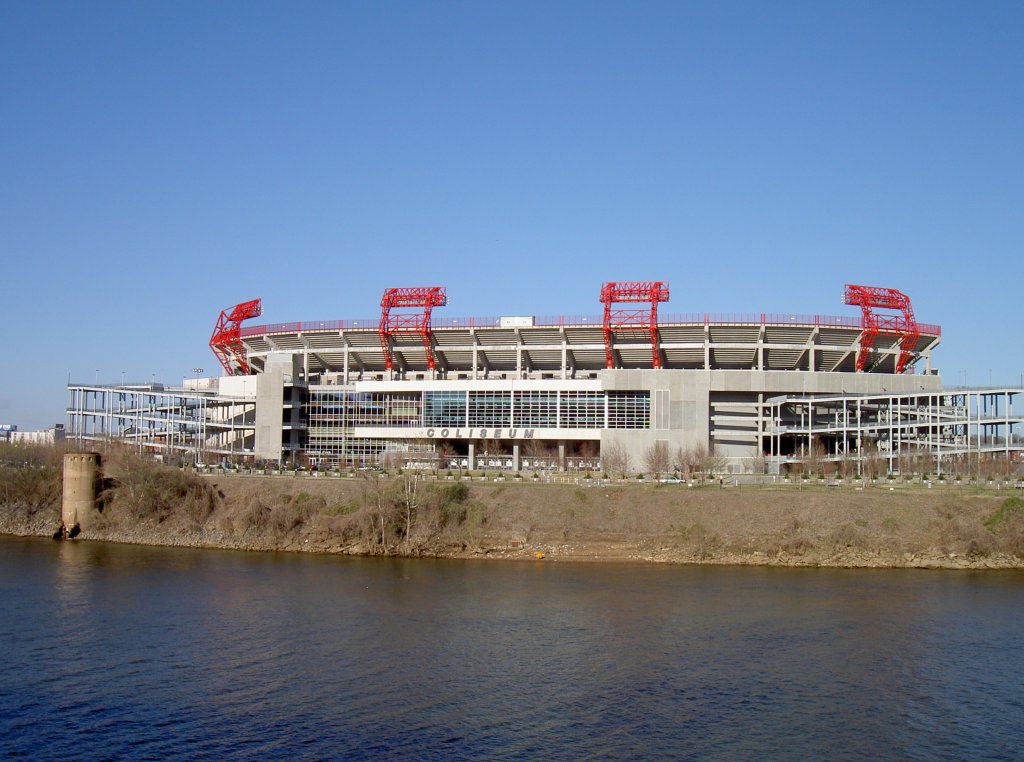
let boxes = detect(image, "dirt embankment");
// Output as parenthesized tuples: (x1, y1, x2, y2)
(2, 448, 1024, 568)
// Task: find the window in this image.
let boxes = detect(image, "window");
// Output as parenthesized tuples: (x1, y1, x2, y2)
(424, 391, 466, 427)
(561, 391, 604, 428)
(607, 391, 650, 429)
(513, 391, 558, 428)
(468, 391, 510, 427)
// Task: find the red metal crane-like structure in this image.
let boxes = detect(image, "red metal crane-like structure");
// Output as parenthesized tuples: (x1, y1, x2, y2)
(842, 284, 919, 374)
(600, 281, 670, 369)
(209, 298, 263, 376)
(379, 287, 448, 372)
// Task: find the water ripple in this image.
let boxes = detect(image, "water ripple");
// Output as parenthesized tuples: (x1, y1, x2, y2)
(1, 538, 1023, 760)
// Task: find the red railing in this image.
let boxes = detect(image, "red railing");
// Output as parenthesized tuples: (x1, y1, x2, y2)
(240, 314, 941, 337)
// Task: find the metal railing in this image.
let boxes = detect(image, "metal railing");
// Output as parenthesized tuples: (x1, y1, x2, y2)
(240, 314, 942, 338)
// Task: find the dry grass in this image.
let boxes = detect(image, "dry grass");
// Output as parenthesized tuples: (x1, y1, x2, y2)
(2, 447, 1022, 566)
(100, 449, 217, 527)
(0, 443, 65, 529)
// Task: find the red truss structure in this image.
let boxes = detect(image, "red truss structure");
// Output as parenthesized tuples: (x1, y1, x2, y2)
(842, 284, 919, 374)
(379, 287, 448, 371)
(600, 281, 670, 369)
(210, 298, 263, 375)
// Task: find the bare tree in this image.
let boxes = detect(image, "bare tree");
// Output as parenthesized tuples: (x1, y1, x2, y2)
(438, 442, 456, 470)
(577, 441, 598, 471)
(359, 472, 396, 552)
(644, 440, 671, 480)
(400, 474, 418, 552)
(803, 439, 826, 478)
(683, 443, 728, 483)
(673, 446, 690, 478)
(602, 441, 632, 479)
(478, 438, 504, 470)
(702, 444, 728, 479)
(521, 439, 549, 470)
(380, 449, 403, 471)
(862, 440, 884, 479)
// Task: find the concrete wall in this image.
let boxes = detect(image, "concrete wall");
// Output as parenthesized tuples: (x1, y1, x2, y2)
(600, 369, 710, 461)
(252, 353, 946, 467)
(599, 368, 944, 467)
(254, 353, 301, 462)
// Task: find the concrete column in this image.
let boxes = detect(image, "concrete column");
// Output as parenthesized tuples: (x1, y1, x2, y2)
(62, 452, 100, 534)
(255, 356, 297, 463)
(468, 442, 476, 472)
(512, 443, 521, 472)
(558, 441, 566, 471)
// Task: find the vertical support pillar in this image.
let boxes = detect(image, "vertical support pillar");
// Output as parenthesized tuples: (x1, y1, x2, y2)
(61, 452, 100, 536)
(558, 441, 566, 472)
(757, 392, 764, 459)
(512, 443, 521, 473)
(1006, 391, 1011, 459)
(468, 442, 476, 472)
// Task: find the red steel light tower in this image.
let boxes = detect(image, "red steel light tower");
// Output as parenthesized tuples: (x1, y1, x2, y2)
(209, 298, 262, 376)
(378, 287, 448, 371)
(842, 284, 919, 374)
(600, 281, 670, 369)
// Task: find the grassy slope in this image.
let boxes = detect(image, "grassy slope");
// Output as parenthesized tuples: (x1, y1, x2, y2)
(2, 446, 1023, 568)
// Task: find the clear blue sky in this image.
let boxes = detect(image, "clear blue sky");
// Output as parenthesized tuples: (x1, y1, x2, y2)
(2, 1, 1022, 429)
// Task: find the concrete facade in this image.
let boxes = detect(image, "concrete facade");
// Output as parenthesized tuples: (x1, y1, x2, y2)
(65, 310, 1024, 471)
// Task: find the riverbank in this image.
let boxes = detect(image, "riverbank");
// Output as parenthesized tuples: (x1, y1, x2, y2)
(2, 448, 1023, 568)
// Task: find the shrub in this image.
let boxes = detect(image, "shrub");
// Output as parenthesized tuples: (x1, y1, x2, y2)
(103, 451, 216, 525)
(985, 497, 1024, 530)
(0, 443, 64, 521)
(241, 497, 273, 533)
(445, 481, 469, 504)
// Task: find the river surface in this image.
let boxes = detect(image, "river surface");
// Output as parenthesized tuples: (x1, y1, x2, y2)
(1, 537, 1022, 760)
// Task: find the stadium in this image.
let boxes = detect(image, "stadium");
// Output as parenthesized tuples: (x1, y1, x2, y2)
(67, 282, 1022, 475)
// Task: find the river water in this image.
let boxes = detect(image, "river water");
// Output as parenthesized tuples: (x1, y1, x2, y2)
(1, 537, 1021, 760)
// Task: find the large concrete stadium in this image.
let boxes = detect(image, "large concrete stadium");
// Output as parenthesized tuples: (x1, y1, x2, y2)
(67, 282, 1022, 474)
